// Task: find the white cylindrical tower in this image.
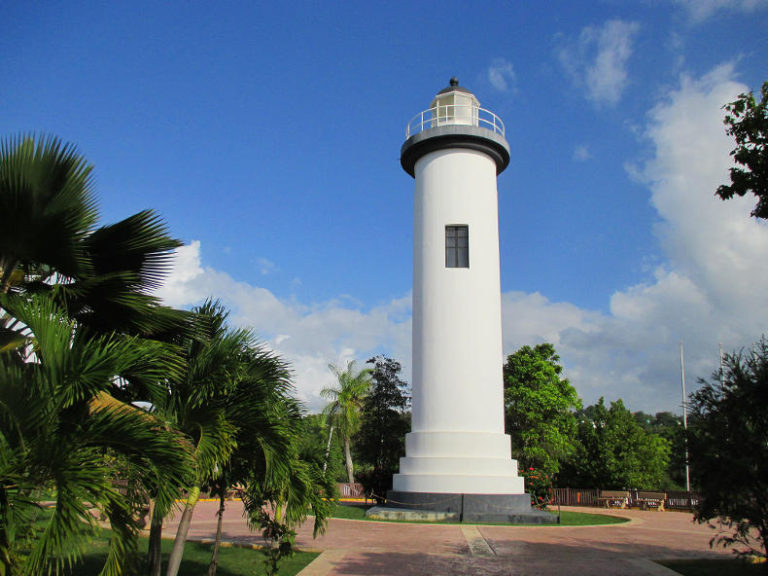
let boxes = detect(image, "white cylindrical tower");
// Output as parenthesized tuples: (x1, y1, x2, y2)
(386, 79, 548, 523)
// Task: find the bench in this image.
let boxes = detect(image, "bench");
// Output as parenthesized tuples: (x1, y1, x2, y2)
(596, 490, 630, 509)
(636, 491, 666, 511)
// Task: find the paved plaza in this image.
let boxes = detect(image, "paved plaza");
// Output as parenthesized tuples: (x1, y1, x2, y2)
(164, 501, 735, 575)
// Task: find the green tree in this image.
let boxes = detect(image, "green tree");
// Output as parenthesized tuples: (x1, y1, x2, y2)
(161, 300, 247, 576)
(207, 348, 332, 576)
(298, 414, 344, 486)
(0, 295, 191, 575)
(561, 398, 670, 490)
(321, 361, 371, 484)
(161, 300, 330, 576)
(715, 81, 768, 219)
(688, 338, 768, 559)
(503, 344, 581, 476)
(354, 356, 410, 499)
(1, 133, 194, 575)
(633, 410, 687, 489)
(0, 134, 189, 339)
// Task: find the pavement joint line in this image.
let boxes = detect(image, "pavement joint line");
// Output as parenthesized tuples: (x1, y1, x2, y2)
(460, 525, 495, 557)
(296, 549, 347, 576)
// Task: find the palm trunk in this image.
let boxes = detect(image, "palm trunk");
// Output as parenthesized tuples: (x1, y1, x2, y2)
(207, 491, 227, 576)
(323, 425, 334, 473)
(165, 485, 201, 576)
(344, 437, 354, 484)
(146, 502, 164, 576)
(0, 257, 18, 294)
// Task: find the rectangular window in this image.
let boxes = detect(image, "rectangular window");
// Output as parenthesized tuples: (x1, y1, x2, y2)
(445, 225, 469, 268)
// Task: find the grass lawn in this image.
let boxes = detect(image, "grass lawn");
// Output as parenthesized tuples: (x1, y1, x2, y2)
(331, 503, 628, 526)
(658, 558, 767, 575)
(71, 529, 318, 576)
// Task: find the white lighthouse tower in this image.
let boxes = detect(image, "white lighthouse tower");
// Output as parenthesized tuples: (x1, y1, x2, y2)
(384, 78, 552, 523)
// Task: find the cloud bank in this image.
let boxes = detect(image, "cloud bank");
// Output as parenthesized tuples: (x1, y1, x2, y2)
(673, 0, 767, 22)
(156, 64, 768, 415)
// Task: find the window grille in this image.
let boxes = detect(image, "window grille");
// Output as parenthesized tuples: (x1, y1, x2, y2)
(446, 225, 469, 268)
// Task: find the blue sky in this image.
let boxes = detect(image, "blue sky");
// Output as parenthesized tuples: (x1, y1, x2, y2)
(3, 1, 767, 413)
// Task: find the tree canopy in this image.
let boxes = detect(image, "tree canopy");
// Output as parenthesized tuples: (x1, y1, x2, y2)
(715, 80, 768, 219)
(688, 337, 768, 559)
(560, 398, 671, 490)
(321, 361, 371, 484)
(503, 343, 581, 475)
(0, 134, 328, 575)
(354, 355, 410, 499)
(1, 133, 194, 575)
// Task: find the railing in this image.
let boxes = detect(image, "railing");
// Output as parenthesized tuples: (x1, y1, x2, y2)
(550, 487, 599, 507)
(550, 487, 700, 510)
(665, 490, 700, 510)
(337, 482, 367, 500)
(405, 104, 505, 139)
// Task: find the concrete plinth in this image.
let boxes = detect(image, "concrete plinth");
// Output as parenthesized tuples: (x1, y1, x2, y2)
(382, 491, 556, 524)
(365, 506, 459, 522)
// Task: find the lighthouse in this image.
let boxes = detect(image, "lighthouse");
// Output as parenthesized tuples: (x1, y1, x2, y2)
(383, 78, 552, 523)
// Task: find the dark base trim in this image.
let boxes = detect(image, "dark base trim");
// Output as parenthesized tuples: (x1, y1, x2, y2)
(385, 490, 557, 524)
(400, 125, 511, 177)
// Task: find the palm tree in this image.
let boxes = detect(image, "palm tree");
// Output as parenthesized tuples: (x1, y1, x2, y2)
(211, 354, 332, 576)
(1, 133, 195, 574)
(162, 299, 334, 576)
(0, 133, 190, 339)
(0, 295, 192, 575)
(0, 134, 97, 295)
(321, 361, 371, 484)
(159, 300, 244, 576)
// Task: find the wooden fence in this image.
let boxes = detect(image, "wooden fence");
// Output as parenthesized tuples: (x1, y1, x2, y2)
(335, 484, 700, 510)
(550, 487, 700, 510)
(550, 488, 599, 507)
(337, 482, 367, 500)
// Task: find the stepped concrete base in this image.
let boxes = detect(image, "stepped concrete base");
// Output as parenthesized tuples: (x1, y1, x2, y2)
(365, 506, 459, 522)
(384, 491, 556, 524)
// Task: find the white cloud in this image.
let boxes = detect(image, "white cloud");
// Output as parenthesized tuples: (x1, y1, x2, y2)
(154, 242, 411, 412)
(256, 257, 276, 275)
(559, 20, 640, 106)
(153, 240, 205, 307)
(674, 0, 767, 22)
(488, 58, 516, 92)
(553, 63, 768, 411)
(573, 144, 592, 161)
(155, 65, 768, 416)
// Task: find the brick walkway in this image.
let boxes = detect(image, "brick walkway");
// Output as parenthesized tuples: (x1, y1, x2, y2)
(164, 501, 736, 575)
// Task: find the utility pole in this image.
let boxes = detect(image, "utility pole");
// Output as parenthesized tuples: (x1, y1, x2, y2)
(680, 341, 690, 492)
(719, 343, 726, 391)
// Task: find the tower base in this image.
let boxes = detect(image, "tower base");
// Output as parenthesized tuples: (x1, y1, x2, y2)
(374, 491, 556, 524)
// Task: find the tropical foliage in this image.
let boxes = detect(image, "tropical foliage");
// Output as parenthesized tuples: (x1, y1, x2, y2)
(0, 134, 189, 338)
(688, 337, 768, 559)
(160, 299, 330, 576)
(0, 296, 191, 575)
(559, 398, 671, 490)
(715, 80, 768, 219)
(1, 134, 328, 575)
(521, 467, 553, 509)
(1, 133, 194, 575)
(503, 344, 581, 476)
(353, 355, 410, 500)
(321, 361, 371, 484)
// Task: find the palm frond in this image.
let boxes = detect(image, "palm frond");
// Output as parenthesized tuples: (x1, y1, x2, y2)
(0, 134, 98, 287)
(85, 210, 180, 292)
